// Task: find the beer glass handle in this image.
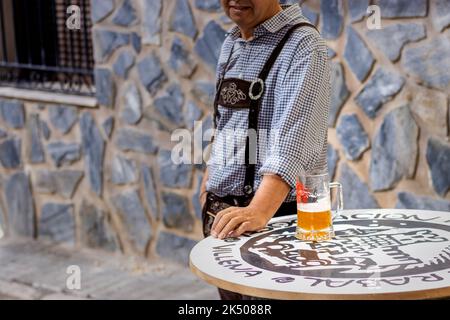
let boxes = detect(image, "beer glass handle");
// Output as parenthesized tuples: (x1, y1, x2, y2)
(329, 182, 343, 221)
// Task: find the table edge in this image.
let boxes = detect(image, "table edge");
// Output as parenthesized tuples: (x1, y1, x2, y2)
(189, 259, 450, 300)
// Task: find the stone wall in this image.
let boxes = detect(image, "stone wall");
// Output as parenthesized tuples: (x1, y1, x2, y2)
(0, 0, 449, 264)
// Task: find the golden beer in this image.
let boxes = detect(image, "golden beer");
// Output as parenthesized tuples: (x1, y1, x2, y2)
(297, 209, 332, 231)
(296, 201, 334, 241)
(296, 173, 343, 242)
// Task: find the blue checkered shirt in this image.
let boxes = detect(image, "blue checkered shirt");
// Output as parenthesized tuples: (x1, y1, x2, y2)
(206, 4, 331, 202)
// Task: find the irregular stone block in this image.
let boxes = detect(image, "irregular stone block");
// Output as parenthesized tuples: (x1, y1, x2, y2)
(156, 231, 197, 265)
(169, 37, 197, 78)
(112, 190, 152, 252)
(355, 68, 405, 119)
(93, 30, 129, 63)
(137, 54, 167, 95)
(158, 149, 193, 188)
(327, 144, 339, 180)
(47, 142, 81, 167)
(184, 101, 203, 130)
(367, 23, 426, 61)
(94, 68, 115, 108)
(0, 206, 4, 238)
(376, 0, 428, 18)
(194, 114, 214, 156)
(426, 137, 450, 197)
(115, 128, 158, 154)
(34, 170, 83, 199)
(340, 163, 379, 209)
(161, 192, 194, 233)
(396, 192, 450, 211)
(27, 114, 45, 164)
(40, 120, 51, 140)
(91, 0, 114, 23)
(348, 0, 369, 22)
(192, 172, 204, 219)
(5, 172, 35, 237)
(154, 84, 184, 126)
(0, 100, 25, 129)
(328, 47, 337, 59)
(113, 50, 135, 79)
(370, 105, 419, 191)
(112, 0, 137, 26)
(142, 165, 159, 220)
(170, 0, 197, 39)
(194, 21, 227, 70)
(0, 137, 21, 168)
(195, 0, 221, 12)
(0, 127, 7, 138)
(410, 87, 448, 137)
(344, 26, 375, 82)
(80, 112, 105, 196)
(142, 0, 162, 45)
(131, 32, 141, 53)
(336, 114, 370, 161)
(49, 105, 78, 134)
(219, 14, 233, 25)
(79, 200, 118, 252)
(402, 32, 450, 91)
(301, 4, 319, 25)
(39, 203, 75, 245)
(320, 0, 343, 39)
(121, 82, 142, 125)
(431, 0, 450, 32)
(191, 81, 215, 106)
(329, 62, 350, 127)
(102, 116, 114, 138)
(110, 155, 138, 185)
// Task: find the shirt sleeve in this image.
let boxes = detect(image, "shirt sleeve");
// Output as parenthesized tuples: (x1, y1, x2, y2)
(258, 31, 331, 190)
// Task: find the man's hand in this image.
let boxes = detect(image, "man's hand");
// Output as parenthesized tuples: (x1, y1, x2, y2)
(211, 174, 291, 239)
(210, 204, 270, 239)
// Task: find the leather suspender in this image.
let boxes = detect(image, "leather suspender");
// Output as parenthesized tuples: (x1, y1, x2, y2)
(213, 22, 318, 197)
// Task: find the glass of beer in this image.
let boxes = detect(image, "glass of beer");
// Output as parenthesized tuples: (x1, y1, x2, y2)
(296, 172, 343, 242)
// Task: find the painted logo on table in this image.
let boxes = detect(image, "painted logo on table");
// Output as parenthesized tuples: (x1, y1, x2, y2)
(241, 218, 450, 279)
(205, 212, 450, 291)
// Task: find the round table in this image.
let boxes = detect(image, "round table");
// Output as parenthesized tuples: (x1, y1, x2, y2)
(190, 209, 450, 300)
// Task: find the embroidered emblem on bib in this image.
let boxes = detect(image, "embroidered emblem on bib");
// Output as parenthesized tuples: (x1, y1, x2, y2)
(220, 82, 247, 105)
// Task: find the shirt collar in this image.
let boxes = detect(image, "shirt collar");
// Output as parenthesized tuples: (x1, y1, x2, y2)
(225, 4, 307, 41)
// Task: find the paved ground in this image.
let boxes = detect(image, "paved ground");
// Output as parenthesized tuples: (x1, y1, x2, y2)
(0, 238, 218, 300)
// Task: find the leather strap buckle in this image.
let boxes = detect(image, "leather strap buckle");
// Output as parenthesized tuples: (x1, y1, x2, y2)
(249, 78, 264, 100)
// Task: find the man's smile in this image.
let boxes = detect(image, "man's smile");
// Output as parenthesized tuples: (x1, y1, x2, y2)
(228, 1, 252, 15)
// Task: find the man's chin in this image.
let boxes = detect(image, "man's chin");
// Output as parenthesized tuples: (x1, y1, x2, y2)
(228, 8, 252, 20)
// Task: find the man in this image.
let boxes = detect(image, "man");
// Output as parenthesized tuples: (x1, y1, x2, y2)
(199, 0, 330, 299)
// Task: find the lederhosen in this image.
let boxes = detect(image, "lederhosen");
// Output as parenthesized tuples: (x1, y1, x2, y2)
(202, 22, 318, 238)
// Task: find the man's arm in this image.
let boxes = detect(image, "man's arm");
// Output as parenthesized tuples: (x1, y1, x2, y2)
(199, 168, 209, 208)
(210, 174, 290, 239)
(249, 174, 291, 219)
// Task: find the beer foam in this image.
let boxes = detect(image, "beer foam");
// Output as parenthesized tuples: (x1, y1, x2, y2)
(297, 197, 331, 212)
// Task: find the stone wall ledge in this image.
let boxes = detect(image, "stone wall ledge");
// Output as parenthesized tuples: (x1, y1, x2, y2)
(0, 88, 98, 108)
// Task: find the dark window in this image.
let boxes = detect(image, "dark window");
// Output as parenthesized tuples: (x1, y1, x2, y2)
(0, 0, 94, 96)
